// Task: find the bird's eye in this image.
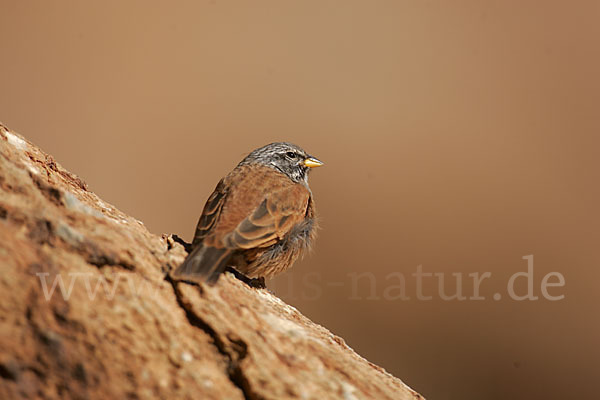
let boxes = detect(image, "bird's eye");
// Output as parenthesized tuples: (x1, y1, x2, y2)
(286, 152, 297, 159)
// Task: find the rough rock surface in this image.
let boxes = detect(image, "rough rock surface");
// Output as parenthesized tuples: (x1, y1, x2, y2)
(0, 122, 424, 400)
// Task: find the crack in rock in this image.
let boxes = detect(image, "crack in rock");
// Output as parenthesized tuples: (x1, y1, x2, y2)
(166, 276, 264, 400)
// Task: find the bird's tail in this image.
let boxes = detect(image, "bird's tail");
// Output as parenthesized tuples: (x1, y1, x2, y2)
(171, 244, 232, 285)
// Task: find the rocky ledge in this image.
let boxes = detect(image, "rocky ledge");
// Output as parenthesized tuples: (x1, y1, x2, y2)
(0, 123, 423, 400)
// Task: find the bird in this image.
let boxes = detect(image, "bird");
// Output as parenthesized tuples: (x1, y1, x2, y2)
(171, 142, 323, 285)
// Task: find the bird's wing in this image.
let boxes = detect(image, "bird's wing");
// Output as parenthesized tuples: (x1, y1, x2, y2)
(219, 183, 311, 249)
(195, 164, 311, 250)
(191, 178, 227, 247)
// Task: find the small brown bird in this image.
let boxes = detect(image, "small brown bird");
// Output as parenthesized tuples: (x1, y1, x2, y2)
(172, 142, 323, 285)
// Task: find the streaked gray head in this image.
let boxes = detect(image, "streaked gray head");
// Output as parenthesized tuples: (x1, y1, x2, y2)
(239, 142, 323, 183)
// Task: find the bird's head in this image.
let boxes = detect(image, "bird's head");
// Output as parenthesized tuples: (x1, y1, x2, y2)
(240, 142, 323, 184)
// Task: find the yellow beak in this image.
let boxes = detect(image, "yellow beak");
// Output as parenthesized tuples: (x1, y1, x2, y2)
(303, 157, 324, 168)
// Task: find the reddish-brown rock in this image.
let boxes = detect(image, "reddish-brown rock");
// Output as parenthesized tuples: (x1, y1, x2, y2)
(0, 122, 424, 400)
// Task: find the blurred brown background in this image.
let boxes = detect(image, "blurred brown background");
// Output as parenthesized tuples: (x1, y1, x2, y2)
(1, 1, 599, 398)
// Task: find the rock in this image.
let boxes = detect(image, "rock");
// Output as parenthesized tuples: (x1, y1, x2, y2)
(0, 122, 424, 400)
